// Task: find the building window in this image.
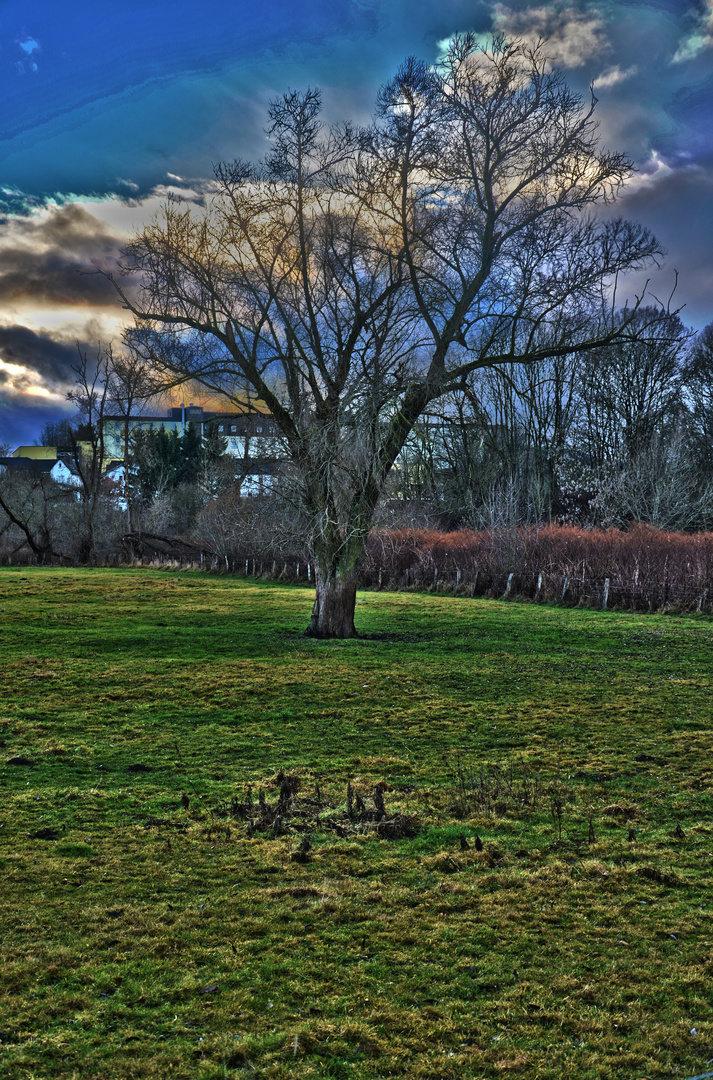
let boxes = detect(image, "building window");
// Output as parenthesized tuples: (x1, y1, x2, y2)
(218, 424, 224, 433)
(231, 425, 237, 433)
(256, 426, 263, 433)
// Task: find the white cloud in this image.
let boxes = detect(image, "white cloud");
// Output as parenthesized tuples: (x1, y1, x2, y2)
(592, 65, 638, 90)
(493, 3, 608, 67)
(672, 0, 713, 62)
(620, 151, 673, 195)
(18, 36, 40, 56)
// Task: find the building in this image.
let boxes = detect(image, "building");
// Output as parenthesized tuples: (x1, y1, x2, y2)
(101, 404, 278, 459)
(1, 446, 124, 495)
(0, 455, 83, 489)
(12, 445, 58, 460)
(211, 412, 278, 458)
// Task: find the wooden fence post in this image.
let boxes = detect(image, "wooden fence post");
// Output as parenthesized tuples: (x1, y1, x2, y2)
(535, 572, 543, 600)
(456, 568, 461, 586)
(502, 572, 514, 600)
(561, 574, 570, 602)
(603, 577, 610, 610)
(470, 570, 479, 598)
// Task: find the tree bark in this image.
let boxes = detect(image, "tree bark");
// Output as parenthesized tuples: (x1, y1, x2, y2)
(306, 567, 359, 638)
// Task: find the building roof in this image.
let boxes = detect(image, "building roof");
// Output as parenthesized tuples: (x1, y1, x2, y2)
(0, 456, 56, 474)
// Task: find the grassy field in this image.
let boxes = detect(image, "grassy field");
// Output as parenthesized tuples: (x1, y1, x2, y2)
(1, 567, 712, 1079)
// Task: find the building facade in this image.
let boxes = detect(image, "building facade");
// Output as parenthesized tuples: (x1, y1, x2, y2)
(101, 405, 278, 459)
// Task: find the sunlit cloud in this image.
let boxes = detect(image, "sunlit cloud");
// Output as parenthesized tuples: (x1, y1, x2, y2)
(0, 358, 66, 402)
(492, 3, 608, 67)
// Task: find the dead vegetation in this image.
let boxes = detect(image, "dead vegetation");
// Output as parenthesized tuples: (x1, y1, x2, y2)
(447, 758, 545, 818)
(212, 771, 418, 841)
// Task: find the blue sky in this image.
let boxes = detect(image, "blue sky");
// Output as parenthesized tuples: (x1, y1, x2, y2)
(1, 0, 712, 446)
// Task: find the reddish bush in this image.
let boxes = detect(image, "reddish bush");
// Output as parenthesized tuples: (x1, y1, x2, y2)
(362, 524, 713, 611)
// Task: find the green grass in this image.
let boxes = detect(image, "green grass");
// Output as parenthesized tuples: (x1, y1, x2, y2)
(1, 567, 712, 1079)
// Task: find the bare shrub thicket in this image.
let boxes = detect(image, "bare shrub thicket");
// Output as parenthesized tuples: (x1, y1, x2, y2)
(358, 524, 713, 609)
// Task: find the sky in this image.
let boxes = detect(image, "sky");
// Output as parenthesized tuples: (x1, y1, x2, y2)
(1, 0, 712, 448)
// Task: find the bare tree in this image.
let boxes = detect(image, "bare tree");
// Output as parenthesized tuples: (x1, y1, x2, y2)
(113, 35, 668, 636)
(411, 347, 583, 527)
(0, 468, 65, 562)
(575, 307, 689, 470)
(591, 422, 713, 530)
(65, 345, 124, 561)
(683, 322, 713, 478)
(106, 345, 157, 530)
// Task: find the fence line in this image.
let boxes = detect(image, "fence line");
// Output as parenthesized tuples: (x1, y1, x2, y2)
(2, 549, 711, 615)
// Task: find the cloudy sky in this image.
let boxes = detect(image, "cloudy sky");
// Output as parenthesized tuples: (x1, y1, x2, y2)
(1, 0, 712, 447)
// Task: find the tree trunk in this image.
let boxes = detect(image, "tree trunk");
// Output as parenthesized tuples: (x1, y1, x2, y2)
(306, 568, 359, 638)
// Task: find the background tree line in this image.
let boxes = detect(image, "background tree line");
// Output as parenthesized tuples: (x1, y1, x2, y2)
(393, 309, 713, 534)
(2, 309, 712, 568)
(0, 344, 237, 563)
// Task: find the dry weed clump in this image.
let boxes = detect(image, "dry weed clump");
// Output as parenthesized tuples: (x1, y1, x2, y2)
(211, 770, 419, 842)
(447, 759, 544, 819)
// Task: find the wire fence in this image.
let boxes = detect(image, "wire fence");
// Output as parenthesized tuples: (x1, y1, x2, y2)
(3, 547, 711, 616)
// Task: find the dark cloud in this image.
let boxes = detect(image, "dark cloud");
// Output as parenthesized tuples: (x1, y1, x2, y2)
(0, 203, 131, 307)
(0, 323, 114, 447)
(616, 156, 713, 328)
(24, 202, 118, 254)
(0, 0, 711, 336)
(0, 325, 84, 386)
(0, 325, 84, 449)
(658, 78, 713, 165)
(0, 255, 123, 307)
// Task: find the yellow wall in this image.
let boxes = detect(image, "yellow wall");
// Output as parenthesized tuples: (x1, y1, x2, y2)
(12, 446, 57, 460)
